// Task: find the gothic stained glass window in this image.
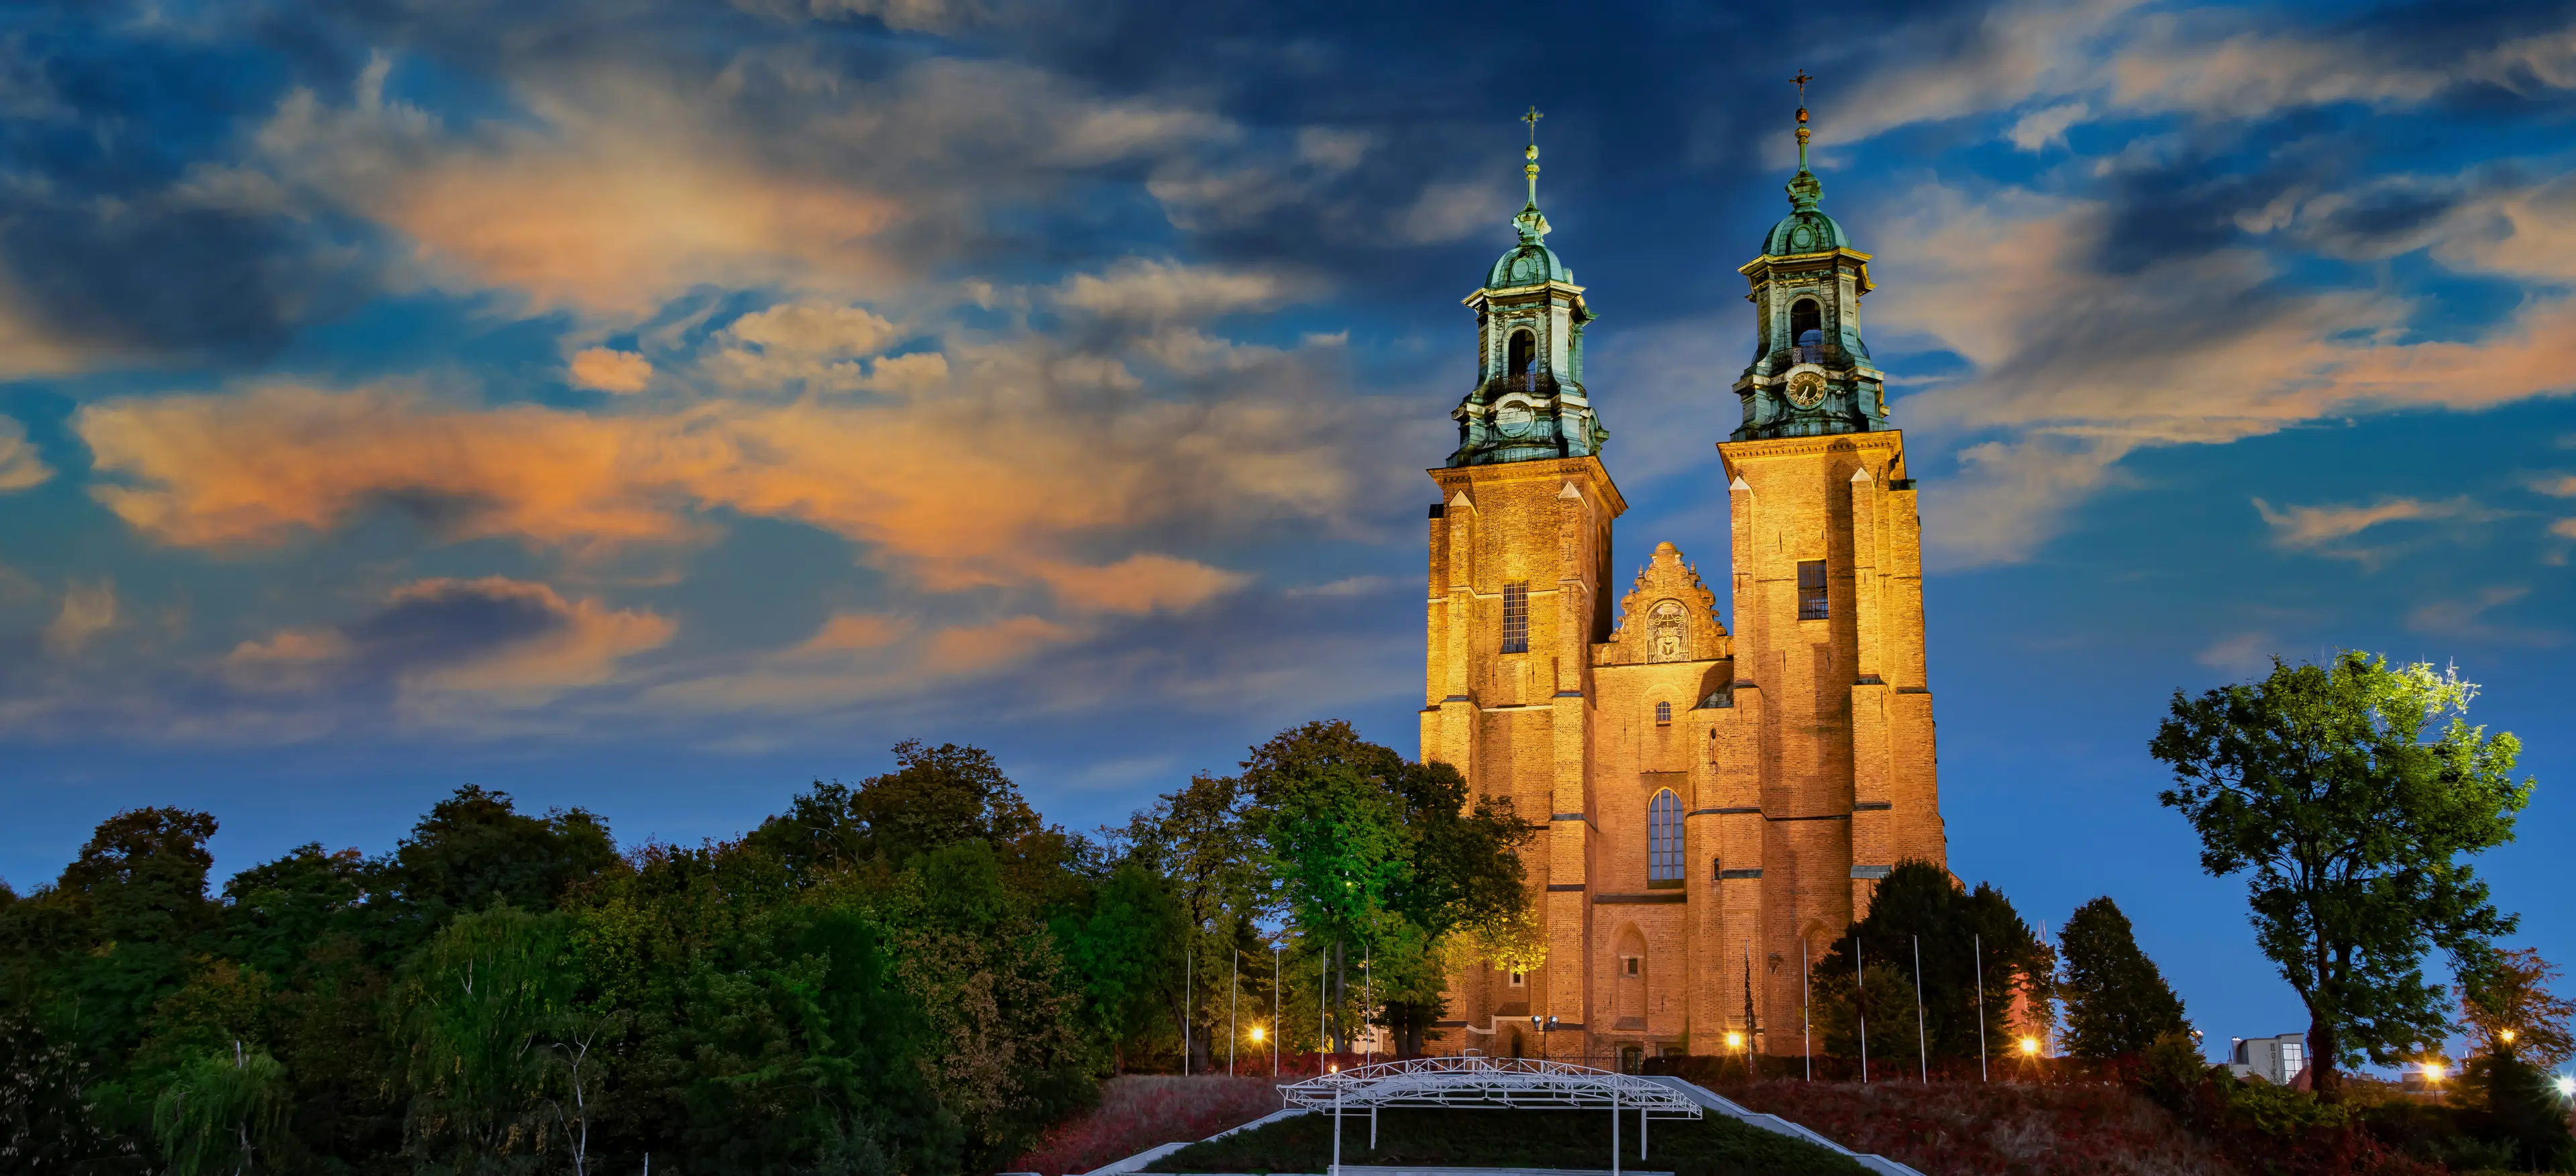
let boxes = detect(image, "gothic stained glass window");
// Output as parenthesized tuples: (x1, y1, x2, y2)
(1647, 789, 1684, 883)
(1797, 559, 1829, 620)
(1501, 581, 1529, 653)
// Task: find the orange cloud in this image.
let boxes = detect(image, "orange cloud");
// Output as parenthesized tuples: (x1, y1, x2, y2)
(76, 351, 1360, 610)
(796, 612, 911, 653)
(924, 615, 1077, 674)
(250, 56, 899, 315)
(569, 348, 652, 394)
(1032, 554, 1248, 614)
(395, 578, 673, 700)
(0, 417, 50, 492)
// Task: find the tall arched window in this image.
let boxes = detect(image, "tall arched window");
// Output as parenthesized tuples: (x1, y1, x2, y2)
(1647, 789, 1684, 885)
(1507, 329, 1536, 377)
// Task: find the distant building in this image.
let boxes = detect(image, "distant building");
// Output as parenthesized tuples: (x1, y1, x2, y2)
(2229, 1033, 2308, 1084)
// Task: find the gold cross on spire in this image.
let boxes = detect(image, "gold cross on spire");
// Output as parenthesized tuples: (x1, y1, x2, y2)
(1522, 105, 1544, 144)
(1792, 70, 1812, 105)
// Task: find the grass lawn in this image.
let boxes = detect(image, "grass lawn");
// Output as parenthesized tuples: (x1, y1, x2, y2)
(1141, 1106, 1874, 1175)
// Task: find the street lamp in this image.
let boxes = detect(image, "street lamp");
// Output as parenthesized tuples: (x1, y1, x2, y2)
(1251, 1025, 1266, 1045)
(2017, 1036, 2041, 1058)
(1529, 1014, 1558, 1059)
(2500, 1029, 2518, 1045)
(2554, 1075, 2573, 1098)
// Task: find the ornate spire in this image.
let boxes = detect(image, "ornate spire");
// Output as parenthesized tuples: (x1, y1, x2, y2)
(1788, 72, 1821, 212)
(1515, 105, 1550, 242)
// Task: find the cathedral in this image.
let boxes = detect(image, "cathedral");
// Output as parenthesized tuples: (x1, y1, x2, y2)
(1420, 102, 1947, 1065)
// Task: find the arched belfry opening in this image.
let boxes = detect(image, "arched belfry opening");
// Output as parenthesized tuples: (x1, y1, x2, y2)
(1507, 329, 1536, 377)
(1789, 298, 1821, 349)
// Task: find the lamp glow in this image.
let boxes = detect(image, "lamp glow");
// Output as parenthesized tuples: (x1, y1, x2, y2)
(2018, 1036, 2041, 1057)
(1250, 1026, 1265, 1043)
(2555, 1075, 2573, 1098)
(1725, 1031, 1745, 1051)
(2500, 1029, 2518, 1044)
(2424, 1061, 2446, 1083)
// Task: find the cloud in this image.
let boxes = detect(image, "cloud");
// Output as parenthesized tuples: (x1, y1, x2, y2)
(924, 614, 1077, 673)
(1865, 182, 2576, 566)
(241, 56, 900, 316)
(226, 576, 674, 706)
(2196, 631, 2275, 674)
(2006, 101, 2089, 151)
(0, 418, 51, 491)
(2527, 473, 2576, 498)
(75, 341, 1379, 609)
(794, 612, 911, 653)
(569, 348, 653, 394)
(2251, 496, 2485, 550)
(41, 579, 117, 655)
(1032, 554, 1248, 614)
(1056, 259, 1301, 322)
(2406, 586, 2563, 647)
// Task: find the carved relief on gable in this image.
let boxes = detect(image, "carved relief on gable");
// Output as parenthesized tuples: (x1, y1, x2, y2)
(1595, 540, 1731, 667)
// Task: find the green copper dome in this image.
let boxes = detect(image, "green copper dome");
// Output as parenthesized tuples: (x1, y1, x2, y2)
(1761, 164, 1848, 256)
(1762, 207, 1849, 256)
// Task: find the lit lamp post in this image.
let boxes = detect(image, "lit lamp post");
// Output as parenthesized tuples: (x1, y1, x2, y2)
(1530, 1014, 1558, 1060)
(2423, 1059, 2449, 1104)
(2018, 1036, 2042, 1062)
(1725, 1030, 1747, 1082)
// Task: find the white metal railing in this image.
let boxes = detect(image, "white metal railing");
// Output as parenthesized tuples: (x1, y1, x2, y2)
(1281, 1054, 1702, 1114)
(1287, 1055, 1701, 1176)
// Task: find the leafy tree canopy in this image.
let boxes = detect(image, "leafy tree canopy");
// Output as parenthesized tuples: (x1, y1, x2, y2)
(2151, 652, 2530, 1101)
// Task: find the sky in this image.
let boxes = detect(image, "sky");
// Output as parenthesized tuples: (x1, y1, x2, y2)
(3, 0, 2573, 1066)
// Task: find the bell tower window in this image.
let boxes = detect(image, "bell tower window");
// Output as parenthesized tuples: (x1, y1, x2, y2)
(1507, 329, 1536, 378)
(1790, 299, 1822, 363)
(1501, 581, 1529, 653)
(1797, 559, 1829, 620)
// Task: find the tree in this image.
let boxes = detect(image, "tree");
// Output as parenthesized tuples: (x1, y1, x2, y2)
(0, 1010, 145, 1172)
(1243, 722, 1538, 1057)
(380, 786, 616, 941)
(1809, 861, 2053, 1064)
(2151, 652, 2531, 1102)
(2059, 896, 2190, 1059)
(150, 1047, 292, 1176)
(2459, 947, 2575, 1069)
(390, 906, 577, 1170)
(48, 808, 224, 1062)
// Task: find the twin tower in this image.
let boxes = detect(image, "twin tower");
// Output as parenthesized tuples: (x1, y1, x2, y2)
(1419, 104, 1947, 1064)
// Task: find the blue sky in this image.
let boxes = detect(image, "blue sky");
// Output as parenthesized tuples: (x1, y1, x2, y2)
(3, 0, 2573, 1064)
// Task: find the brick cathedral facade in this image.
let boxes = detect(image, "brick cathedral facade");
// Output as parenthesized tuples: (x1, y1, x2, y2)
(1421, 105, 1947, 1063)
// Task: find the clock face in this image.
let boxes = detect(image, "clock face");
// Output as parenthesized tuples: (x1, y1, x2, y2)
(1786, 370, 1828, 409)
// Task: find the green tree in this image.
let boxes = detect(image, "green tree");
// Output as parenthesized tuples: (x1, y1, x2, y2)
(390, 906, 577, 1171)
(380, 786, 616, 945)
(1242, 722, 1538, 1057)
(1808, 861, 2052, 1065)
(2058, 896, 2190, 1059)
(1052, 861, 1187, 1071)
(150, 1047, 292, 1176)
(2151, 652, 2530, 1101)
